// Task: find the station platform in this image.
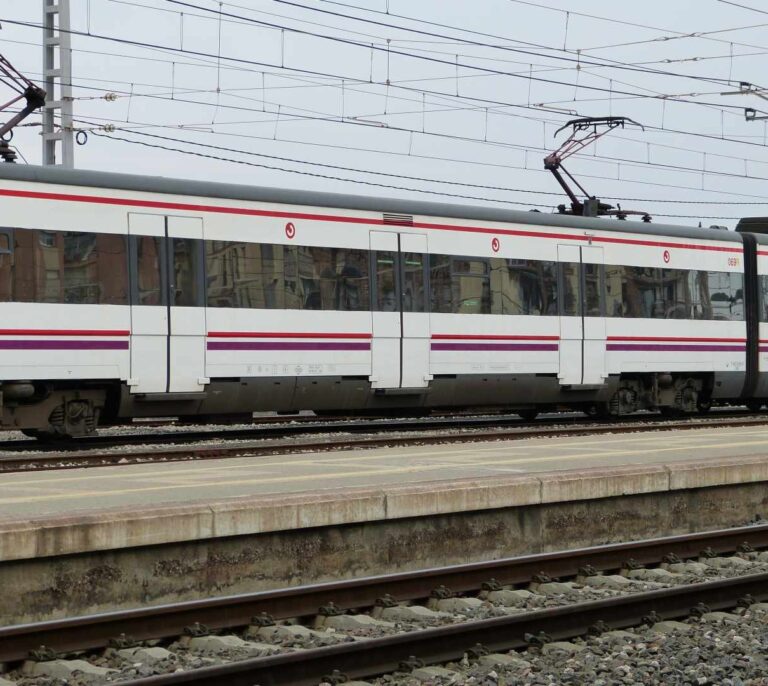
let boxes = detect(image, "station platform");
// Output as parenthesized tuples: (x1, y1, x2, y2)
(2, 424, 768, 622)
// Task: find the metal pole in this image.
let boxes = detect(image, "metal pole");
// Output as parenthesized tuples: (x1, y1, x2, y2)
(42, 0, 74, 167)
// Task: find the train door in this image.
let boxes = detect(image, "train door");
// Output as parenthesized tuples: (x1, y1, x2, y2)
(127, 213, 207, 394)
(370, 230, 431, 390)
(557, 244, 606, 386)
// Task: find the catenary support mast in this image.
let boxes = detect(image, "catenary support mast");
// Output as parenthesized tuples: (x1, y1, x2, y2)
(42, 0, 74, 167)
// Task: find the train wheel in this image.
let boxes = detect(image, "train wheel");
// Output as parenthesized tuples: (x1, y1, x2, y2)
(517, 409, 539, 421)
(696, 398, 712, 414)
(746, 400, 764, 412)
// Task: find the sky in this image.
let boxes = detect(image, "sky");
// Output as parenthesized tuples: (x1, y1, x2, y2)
(3, 0, 768, 228)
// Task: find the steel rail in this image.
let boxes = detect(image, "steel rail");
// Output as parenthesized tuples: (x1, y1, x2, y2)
(0, 410, 760, 453)
(0, 413, 766, 474)
(118, 572, 768, 686)
(1, 523, 767, 663)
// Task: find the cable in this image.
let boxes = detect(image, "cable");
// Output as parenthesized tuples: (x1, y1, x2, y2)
(88, 129, 555, 209)
(4, 16, 765, 151)
(506, 0, 768, 53)
(67, 113, 756, 219)
(17, 65, 768, 201)
(264, 0, 752, 87)
(167, 0, 757, 107)
(89, 127, 768, 205)
(88, 131, 748, 220)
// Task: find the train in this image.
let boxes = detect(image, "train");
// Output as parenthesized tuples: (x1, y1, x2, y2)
(0, 163, 767, 438)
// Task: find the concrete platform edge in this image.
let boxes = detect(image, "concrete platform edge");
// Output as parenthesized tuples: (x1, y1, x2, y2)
(0, 456, 765, 563)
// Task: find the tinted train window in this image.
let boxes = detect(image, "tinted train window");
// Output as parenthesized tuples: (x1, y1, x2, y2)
(760, 275, 768, 322)
(603, 264, 743, 321)
(490, 259, 558, 316)
(297, 246, 370, 311)
(454, 257, 491, 314)
(0, 228, 128, 305)
(429, 254, 452, 313)
(429, 254, 491, 314)
(137, 236, 164, 306)
(560, 262, 580, 316)
(707, 271, 743, 321)
(583, 263, 602, 317)
(402, 252, 426, 312)
(374, 251, 397, 312)
(172, 238, 202, 307)
(206, 241, 286, 309)
(206, 241, 370, 311)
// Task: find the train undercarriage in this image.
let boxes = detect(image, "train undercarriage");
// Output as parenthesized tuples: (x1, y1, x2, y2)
(0, 370, 753, 439)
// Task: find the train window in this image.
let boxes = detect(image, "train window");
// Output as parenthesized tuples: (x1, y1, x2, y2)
(0, 229, 129, 306)
(706, 271, 743, 321)
(453, 257, 490, 314)
(291, 246, 368, 311)
(402, 252, 426, 313)
(583, 263, 602, 317)
(0, 231, 11, 303)
(623, 267, 661, 318)
(491, 259, 557, 316)
(206, 242, 371, 312)
(660, 269, 691, 320)
(61, 232, 129, 306)
(604, 265, 624, 316)
(331, 248, 370, 311)
(429, 254, 451, 313)
(137, 236, 164, 306)
(206, 241, 284, 309)
(172, 238, 202, 307)
(560, 262, 580, 316)
(375, 251, 398, 312)
(540, 261, 558, 316)
(760, 276, 768, 322)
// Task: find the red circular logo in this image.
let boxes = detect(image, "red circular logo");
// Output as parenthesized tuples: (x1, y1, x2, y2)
(285, 222, 296, 239)
(663, 250, 670, 263)
(491, 237, 500, 253)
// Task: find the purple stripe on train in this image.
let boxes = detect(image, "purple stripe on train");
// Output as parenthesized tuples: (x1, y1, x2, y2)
(0, 340, 129, 350)
(431, 343, 559, 352)
(207, 341, 371, 351)
(606, 344, 745, 352)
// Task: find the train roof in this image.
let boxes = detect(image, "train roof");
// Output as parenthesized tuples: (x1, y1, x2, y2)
(0, 163, 745, 245)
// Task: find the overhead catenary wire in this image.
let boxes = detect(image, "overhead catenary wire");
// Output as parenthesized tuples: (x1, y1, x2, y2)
(3, 16, 767, 152)
(166, 0, 762, 109)
(6, 27, 768, 173)
(88, 128, 747, 219)
(16, 69, 768, 205)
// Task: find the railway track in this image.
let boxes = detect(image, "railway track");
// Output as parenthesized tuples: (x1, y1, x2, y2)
(0, 411, 766, 474)
(3, 524, 768, 684)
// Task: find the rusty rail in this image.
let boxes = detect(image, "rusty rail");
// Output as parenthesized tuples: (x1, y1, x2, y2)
(2, 523, 768, 663)
(0, 413, 765, 474)
(116, 572, 768, 686)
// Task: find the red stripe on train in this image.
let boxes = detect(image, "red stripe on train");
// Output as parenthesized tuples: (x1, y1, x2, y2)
(206, 331, 372, 339)
(607, 336, 747, 343)
(0, 329, 130, 336)
(431, 334, 560, 341)
(0, 187, 743, 254)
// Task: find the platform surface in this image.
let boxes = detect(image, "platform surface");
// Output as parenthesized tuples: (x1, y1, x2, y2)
(2, 424, 768, 561)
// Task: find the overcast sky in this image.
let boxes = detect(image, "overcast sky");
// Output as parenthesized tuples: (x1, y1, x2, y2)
(3, 0, 768, 227)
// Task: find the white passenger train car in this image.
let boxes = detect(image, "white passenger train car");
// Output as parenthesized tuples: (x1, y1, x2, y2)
(0, 164, 758, 437)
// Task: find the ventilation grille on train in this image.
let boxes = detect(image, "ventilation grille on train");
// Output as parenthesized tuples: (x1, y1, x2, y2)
(382, 213, 414, 226)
